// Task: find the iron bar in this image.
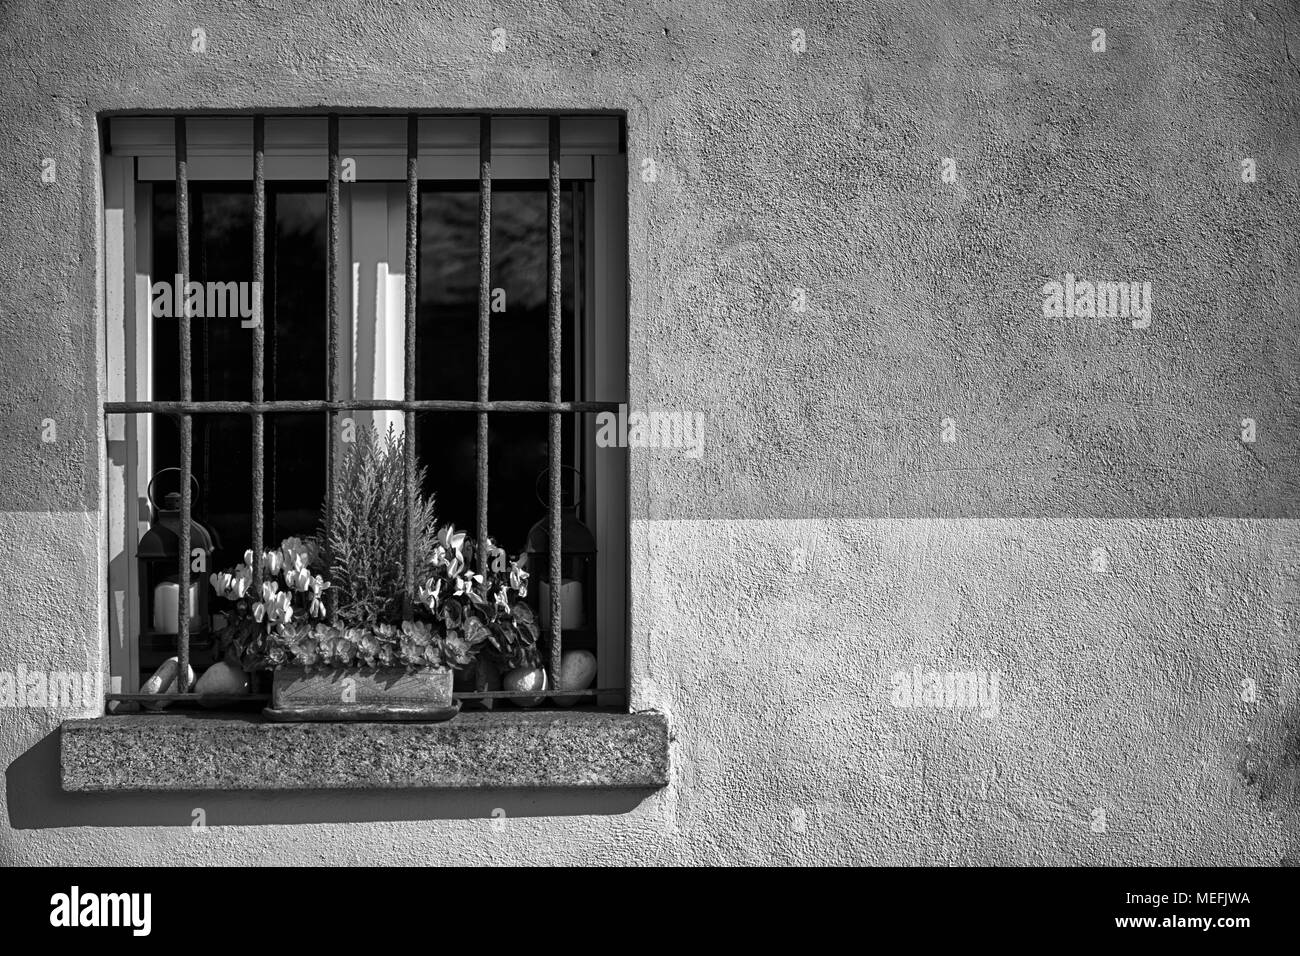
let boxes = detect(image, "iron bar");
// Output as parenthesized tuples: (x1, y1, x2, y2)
(547, 114, 563, 694)
(477, 113, 492, 574)
(251, 115, 266, 590)
(175, 116, 193, 693)
(106, 693, 272, 703)
(326, 115, 341, 618)
(403, 113, 419, 618)
(454, 687, 616, 700)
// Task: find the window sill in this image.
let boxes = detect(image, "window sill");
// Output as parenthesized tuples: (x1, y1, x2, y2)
(60, 711, 668, 792)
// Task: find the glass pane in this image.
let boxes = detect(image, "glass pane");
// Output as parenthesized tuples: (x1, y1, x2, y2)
(416, 183, 578, 554)
(151, 184, 327, 565)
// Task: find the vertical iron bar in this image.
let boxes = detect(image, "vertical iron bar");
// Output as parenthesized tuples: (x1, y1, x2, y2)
(546, 115, 562, 693)
(252, 116, 266, 593)
(175, 116, 192, 692)
(477, 115, 491, 573)
(326, 115, 340, 618)
(267, 189, 279, 544)
(403, 113, 419, 618)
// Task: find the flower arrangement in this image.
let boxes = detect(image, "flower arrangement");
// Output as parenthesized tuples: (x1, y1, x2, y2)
(209, 426, 542, 677)
(414, 524, 540, 672)
(259, 524, 538, 672)
(208, 536, 331, 669)
(210, 527, 536, 673)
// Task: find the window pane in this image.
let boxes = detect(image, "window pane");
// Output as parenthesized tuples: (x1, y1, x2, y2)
(265, 189, 327, 543)
(416, 183, 578, 553)
(151, 184, 327, 564)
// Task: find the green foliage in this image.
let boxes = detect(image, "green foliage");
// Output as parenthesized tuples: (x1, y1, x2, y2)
(322, 424, 439, 630)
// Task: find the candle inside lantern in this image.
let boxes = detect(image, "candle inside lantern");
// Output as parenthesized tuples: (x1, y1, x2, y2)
(152, 579, 201, 634)
(540, 578, 585, 630)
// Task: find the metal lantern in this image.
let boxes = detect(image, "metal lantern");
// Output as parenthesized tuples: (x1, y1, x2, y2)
(137, 469, 217, 664)
(525, 466, 597, 653)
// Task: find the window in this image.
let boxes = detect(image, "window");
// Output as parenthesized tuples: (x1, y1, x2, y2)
(102, 113, 629, 711)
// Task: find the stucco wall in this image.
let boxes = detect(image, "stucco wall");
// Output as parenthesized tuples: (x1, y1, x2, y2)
(2, 0, 1298, 864)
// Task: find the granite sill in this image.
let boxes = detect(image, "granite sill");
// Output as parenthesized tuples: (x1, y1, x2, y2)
(60, 710, 669, 791)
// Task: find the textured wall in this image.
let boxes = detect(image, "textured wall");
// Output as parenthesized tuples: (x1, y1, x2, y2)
(2, 0, 1298, 864)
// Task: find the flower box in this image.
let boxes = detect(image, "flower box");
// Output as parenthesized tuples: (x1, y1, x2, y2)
(264, 665, 458, 722)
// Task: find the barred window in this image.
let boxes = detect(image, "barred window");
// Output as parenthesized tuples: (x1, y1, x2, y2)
(102, 114, 629, 712)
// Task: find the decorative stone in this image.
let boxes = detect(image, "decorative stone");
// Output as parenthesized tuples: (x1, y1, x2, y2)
(502, 666, 547, 707)
(195, 661, 249, 707)
(140, 656, 194, 711)
(553, 650, 597, 707)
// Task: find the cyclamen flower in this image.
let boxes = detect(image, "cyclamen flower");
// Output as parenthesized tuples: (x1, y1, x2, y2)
(508, 560, 529, 595)
(279, 536, 314, 571)
(210, 571, 233, 598)
(453, 571, 484, 598)
(253, 589, 293, 624)
(416, 577, 443, 611)
(437, 524, 467, 556)
(286, 565, 313, 592)
(433, 525, 468, 576)
(268, 592, 293, 623)
(211, 566, 256, 601)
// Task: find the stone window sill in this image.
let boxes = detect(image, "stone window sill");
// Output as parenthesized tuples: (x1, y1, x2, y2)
(61, 711, 669, 791)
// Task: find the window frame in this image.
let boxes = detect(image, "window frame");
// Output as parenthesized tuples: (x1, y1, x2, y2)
(102, 112, 629, 711)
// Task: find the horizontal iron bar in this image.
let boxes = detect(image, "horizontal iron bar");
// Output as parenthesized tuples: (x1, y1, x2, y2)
(107, 693, 272, 702)
(104, 399, 621, 415)
(453, 687, 620, 700)
(106, 690, 615, 701)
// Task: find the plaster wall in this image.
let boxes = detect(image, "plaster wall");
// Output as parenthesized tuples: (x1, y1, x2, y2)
(1, 0, 1297, 864)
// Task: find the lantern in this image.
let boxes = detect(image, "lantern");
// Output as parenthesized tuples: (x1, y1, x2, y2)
(525, 466, 597, 654)
(137, 469, 217, 668)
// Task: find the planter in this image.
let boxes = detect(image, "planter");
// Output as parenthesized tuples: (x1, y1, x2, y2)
(264, 666, 459, 722)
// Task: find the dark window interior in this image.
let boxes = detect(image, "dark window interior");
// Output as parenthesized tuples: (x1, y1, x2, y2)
(147, 181, 584, 677)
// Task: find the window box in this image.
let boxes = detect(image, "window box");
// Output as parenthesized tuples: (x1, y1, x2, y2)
(264, 665, 458, 722)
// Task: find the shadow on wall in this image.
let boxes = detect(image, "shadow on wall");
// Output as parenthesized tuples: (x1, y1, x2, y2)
(6, 732, 651, 829)
(1235, 699, 1300, 864)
